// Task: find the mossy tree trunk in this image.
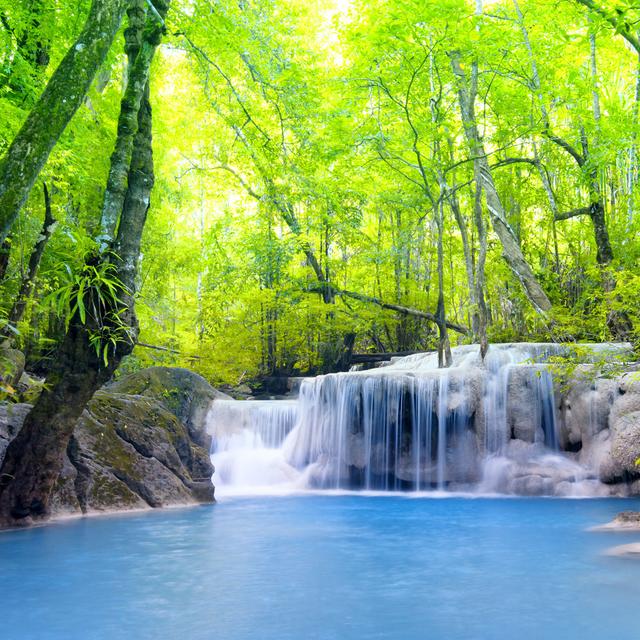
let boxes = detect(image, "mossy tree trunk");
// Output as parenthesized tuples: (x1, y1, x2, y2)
(0, 3, 167, 528)
(0, 0, 128, 244)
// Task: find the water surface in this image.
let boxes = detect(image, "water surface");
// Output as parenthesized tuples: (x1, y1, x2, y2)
(1, 496, 639, 639)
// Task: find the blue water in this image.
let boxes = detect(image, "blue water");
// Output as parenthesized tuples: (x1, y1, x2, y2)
(1, 497, 640, 640)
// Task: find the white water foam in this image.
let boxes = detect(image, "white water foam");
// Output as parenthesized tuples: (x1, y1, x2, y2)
(206, 343, 630, 497)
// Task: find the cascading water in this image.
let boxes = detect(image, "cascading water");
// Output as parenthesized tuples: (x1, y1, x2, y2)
(206, 343, 631, 497)
(208, 399, 299, 491)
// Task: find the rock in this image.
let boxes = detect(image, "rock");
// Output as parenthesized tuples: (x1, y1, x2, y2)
(67, 391, 215, 513)
(0, 366, 226, 518)
(108, 367, 230, 449)
(558, 369, 616, 450)
(604, 543, 640, 557)
(505, 366, 556, 445)
(593, 511, 640, 531)
(600, 375, 640, 482)
(0, 403, 31, 461)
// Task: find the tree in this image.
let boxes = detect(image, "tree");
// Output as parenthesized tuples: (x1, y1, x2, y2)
(0, 0, 128, 244)
(0, 0, 168, 527)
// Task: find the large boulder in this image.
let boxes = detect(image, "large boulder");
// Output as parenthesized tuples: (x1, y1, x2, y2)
(557, 367, 616, 450)
(107, 367, 229, 449)
(598, 374, 640, 483)
(1, 366, 228, 517)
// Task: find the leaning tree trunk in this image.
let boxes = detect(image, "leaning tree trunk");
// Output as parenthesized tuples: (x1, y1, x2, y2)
(450, 52, 552, 314)
(0, 0, 128, 244)
(474, 181, 489, 359)
(0, 313, 125, 523)
(2, 184, 56, 340)
(0, 3, 166, 528)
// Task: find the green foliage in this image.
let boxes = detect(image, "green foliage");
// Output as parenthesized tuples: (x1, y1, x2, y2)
(43, 252, 132, 365)
(3, 0, 640, 385)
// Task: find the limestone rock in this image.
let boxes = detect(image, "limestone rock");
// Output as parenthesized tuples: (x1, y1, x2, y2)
(603, 374, 640, 482)
(593, 511, 640, 531)
(558, 369, 616, 449)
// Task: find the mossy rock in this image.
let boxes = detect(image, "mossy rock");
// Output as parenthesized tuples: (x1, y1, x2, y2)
(71, 389, 215, 511)
(0, 365, 222, 517)
(108, 367, 230, 448)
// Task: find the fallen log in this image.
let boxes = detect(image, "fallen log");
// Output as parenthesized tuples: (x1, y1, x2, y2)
(350, 351, 424, 364)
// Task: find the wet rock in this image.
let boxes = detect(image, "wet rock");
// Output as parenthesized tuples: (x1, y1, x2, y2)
(558, 369, 615, 449)
(593, 511, 640, 531)
(604, 543, 640, 557)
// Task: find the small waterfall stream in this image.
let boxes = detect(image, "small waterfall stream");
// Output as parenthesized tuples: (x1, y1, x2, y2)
(206, 343, 627, 496)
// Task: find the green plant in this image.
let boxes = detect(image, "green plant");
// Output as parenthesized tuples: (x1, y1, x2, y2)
(43, 255, 133, 365)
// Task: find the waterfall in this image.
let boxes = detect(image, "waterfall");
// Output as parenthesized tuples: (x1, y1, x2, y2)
(205, 343, 629, 496)
(208, 400, 300, 491)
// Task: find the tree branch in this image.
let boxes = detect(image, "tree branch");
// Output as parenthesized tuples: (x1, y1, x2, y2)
(491, 157, 537, 169)
(575, 0, 640, 55)
(308, 285, 469, 335)
(555, 206, 591, 221)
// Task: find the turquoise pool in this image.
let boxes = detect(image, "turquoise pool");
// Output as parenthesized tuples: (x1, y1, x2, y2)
(1, 496, 639, 639)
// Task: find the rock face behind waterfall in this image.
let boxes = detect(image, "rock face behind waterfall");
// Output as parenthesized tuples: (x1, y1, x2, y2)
(207, 343, 640, 497)
(0, 367, 228, 517)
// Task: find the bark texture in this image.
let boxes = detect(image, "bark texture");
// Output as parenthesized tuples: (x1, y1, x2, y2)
(99, 0, 166, 243)
(2, 184, 56, 339)
(0, 3, 167, 528)
(450, 52, 552, 313)
(0, 0, 128, 244)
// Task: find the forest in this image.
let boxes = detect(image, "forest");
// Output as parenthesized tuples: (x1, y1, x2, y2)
(2, 0, 640, 383)
(0, 0, 639, 523)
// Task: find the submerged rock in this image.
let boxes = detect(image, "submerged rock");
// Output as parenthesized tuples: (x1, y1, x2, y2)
(0, 366, 228, 517)
(604, 543, 640, 557)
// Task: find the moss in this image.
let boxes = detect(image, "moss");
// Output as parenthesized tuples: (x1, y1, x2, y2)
(89, 472, 142, 508)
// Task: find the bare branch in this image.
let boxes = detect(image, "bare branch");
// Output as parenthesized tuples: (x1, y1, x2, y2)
(555, 206, 591, 221)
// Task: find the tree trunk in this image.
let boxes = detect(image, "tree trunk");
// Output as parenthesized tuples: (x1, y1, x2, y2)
(0, 318, 123, 524)
(447, 182, 477, 334)
(99, 0, 167, 244)
(0, 0, 128, 244)
(0, 4, 166, 528)
(2, 183, 56, 340)
(435, 200, 452, 368)
(449, 53, 552, 313)
(473, 182, 489, 359)
(0, 237, 9, 282)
